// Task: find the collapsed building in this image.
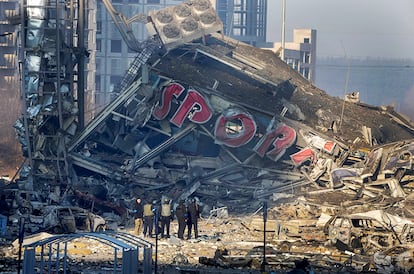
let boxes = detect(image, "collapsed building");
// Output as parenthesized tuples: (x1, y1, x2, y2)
(4, 0, 414, 270)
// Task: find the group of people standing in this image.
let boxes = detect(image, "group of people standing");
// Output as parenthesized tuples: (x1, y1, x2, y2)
(133, 197, 200, 240)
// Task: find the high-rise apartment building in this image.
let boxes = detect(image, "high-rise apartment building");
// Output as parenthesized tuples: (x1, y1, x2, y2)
(284, 29, 317, 82)
(215, 0, 267, 46)
(266, 29, 317, 82)
(0, 1, 17, 84)
(214, 1, 316, 82)
(0, 0, 22, 176)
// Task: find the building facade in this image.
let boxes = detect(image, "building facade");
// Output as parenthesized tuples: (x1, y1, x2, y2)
(215, 0, 267, 46)
(95, 0, 186, 109)
(96, 0, 273, 108)
(0, 1, 17, 85)
(267, 29, 317, 82)
(0, 0, 22, 176)
(9, 0, 98, 185)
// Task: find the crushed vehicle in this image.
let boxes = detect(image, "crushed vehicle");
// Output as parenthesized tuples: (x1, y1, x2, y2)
(1, 188, 47, 215)
(324, 210, 414, 254)
(41, 206, 106, 234)
(1, 187, 108, 234)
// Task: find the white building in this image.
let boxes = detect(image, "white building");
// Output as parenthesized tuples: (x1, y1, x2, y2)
(265, 29, 317, 82)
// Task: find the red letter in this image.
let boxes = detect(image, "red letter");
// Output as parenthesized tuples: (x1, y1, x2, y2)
(214, 108, 257, 147)
(153, 83, 185, 120)
(170, 89, 212, 127)
(290, 147, 316, 166)
(323, 141, 336, 154)
(254, 124, 296, 161)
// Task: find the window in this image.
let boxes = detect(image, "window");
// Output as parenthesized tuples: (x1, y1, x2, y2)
(95, 75, 101, 92)
(110, 75, 122, 92)
(110, 23, 120, 37)
(110, 58, 122, 72)
(304, 38, 309, 43)
(97, 2, 101, 14)
(286, 58, 297, 69)
(0, 35, 6, 44)
(305, 53, 310, 63)
(97, 21, 102, 34)
(233, 13, 241, 25)
(147, 0, 160, 3)
(110, 75, 122, 85)
(234, 0, 244, 8)
(217, 1, 228, 10)
(111, 39, 122, 53)
(232, 28, 241, 36)
(304, 68, 309, 79)
(96, 59, 101, 73)
(96, 39, 101, 51)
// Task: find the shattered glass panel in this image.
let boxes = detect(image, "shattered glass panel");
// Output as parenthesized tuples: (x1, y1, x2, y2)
(27, 0, 46, 19)
(59, 84, 70, 93)
(20, 164, 31, 178)
(26, 19, 45, 48)
(25, 54, 41, 72)
(25, 75, 40, 94)
(27, 104, 41, 118)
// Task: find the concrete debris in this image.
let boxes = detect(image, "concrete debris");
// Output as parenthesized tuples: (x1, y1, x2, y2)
(7, 211, 408, 273)
(3, 1, 414, 273)
(345, 91, 360, 103)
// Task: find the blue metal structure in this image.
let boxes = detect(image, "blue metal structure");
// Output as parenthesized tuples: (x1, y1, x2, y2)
(22, 232, 153, 274)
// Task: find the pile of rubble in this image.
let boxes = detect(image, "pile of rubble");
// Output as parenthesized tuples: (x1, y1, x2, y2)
(2, 1, 414, 273)
(1, 198, 413, 273)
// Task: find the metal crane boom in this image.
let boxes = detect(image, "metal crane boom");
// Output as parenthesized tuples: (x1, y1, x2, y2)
(101, 0, 149, 52)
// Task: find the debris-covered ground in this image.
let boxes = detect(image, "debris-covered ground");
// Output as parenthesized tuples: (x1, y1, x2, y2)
(2, 0, 414, 273)
(1, 196, 414, 273)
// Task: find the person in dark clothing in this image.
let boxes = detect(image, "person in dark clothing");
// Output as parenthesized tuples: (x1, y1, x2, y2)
(152, 200, 161, 238)
(0, 194, 10, 237)
(133, 198, 144, 235)
(175, 200, 187, 239)
(187, 198, 200, 239)
(287, 258, 313, 274)
(143, 200, 154, 237)
(160, 198, 172, 238)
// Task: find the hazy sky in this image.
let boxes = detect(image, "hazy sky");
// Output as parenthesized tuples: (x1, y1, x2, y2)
(267, 0, 414, 59)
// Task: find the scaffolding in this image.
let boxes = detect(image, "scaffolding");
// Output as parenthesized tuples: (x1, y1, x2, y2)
(16, 0, 90, 189)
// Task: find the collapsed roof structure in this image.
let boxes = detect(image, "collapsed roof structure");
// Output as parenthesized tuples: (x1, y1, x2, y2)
(13, 0, 414, 220)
